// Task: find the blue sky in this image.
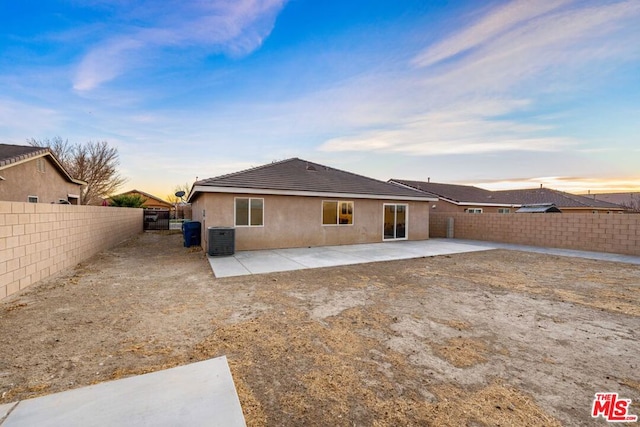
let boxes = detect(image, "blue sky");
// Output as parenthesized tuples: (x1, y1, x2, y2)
(1, 0, 639, 199)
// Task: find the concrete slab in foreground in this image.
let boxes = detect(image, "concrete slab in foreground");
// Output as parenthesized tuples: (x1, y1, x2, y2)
(1, 356, 245, 427)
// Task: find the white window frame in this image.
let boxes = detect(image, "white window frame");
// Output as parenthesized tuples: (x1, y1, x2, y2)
(27, 195, 39, 203)
(322, 200, 354, 226)
(465, 208, 483, 214)
(382, 203, 409, 241)
(234, 197, 264, 227)
(497, 208, 510, 214)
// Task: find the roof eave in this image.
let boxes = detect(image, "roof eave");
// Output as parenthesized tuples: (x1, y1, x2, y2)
(187, 185, 437, 202)
(438, 197, 518, 207)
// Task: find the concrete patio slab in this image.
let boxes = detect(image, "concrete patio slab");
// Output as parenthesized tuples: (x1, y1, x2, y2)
(207, 238, 640, 278)
(273, 247, 369, 268)
(0, 403, 17, 421)
(1, 356, 245, 427)
(207, 256, 252, 277)
(208, 239, 497, 278)
(451, 239, 640, 265)
(234, 251, 306, 274)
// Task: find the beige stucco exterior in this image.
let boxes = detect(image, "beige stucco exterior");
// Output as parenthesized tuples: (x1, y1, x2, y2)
(0, 156, 82, 204)
(191, 193, 430, 251)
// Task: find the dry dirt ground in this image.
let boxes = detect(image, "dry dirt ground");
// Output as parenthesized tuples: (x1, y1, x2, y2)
(1, 231, 639, 426)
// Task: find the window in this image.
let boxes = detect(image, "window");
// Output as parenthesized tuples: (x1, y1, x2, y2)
(235, 198, 263, 226)
(465, 208, 482, 214)
(498, 208, 510, 214)
(322, 201, 353, 225)
(28, 196, 38, 203)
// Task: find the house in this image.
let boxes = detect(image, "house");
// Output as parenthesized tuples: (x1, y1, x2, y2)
(495, 187, 626, 213)
(187, 158, 437, 251)
(389, 179, 626, 214)
(388, 180, 515, 213)
(589, 192, 640, 212)
(0, 143, 85, 204)
(113, 189, 174, 211)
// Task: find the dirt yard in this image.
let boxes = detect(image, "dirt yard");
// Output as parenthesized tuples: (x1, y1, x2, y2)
(1, 232, 638, 426)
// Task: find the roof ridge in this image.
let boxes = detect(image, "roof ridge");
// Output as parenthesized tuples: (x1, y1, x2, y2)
(199, 157, 299, 183)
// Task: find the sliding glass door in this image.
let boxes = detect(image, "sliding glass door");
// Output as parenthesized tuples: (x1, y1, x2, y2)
(383, 204, 408, 240)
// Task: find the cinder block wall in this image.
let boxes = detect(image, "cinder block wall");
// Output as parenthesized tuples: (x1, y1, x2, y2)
(430, 212, 640, 256)
(0, 202, 143, 300)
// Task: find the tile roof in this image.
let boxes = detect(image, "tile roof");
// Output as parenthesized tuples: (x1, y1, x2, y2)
(495, 188, 624, 209)
(0, 144, 49, 167)
(191, 158, 434, 200)
(389, 180, 507, 204)
(0, 143, 86, 185)
(589, 192, 639, 207)
(389, 179, 625, 210)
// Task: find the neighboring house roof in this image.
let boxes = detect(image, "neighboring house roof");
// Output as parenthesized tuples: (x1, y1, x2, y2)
(495, 188, 624, 210)
(117, 189, 173, 208)
(389, 179, 512, 206)
(389, 179, 625, 210)
(589, 192, 640, 209)
(189, 158, 436, 202)
(0, 143, 86, 185)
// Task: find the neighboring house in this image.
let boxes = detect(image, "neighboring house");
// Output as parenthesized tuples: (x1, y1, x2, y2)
(389, 179, 626, 214)
(114, 189, 173, 210)
(494, 187, 626, 213)
(589, 192, 640, 212)
(188, 158, 436, 251)
(0, 143, 85, 204)
(388, 180, 515, 213)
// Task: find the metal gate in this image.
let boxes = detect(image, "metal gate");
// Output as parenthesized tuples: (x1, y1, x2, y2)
(143, 209, 170, 230)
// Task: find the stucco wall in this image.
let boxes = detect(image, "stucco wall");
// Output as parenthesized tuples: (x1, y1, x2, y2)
(0, 202, 143, 300)
(191, 193, 429, 251)
(430, 212, 640, 256)
(0, 156, 82, 204)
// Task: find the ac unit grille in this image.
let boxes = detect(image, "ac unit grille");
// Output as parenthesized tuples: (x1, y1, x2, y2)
(208, 227, 235, 256)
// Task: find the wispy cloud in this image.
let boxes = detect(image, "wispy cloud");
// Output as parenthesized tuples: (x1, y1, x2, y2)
(412, 0, 572, 68)
(474, 176, 640, 193)
(74, 0, 287, 91)
(319, 99, 576, 155)
(0, 99, 63, 140)
(318, 0, 640, 157)
(425, 0, 640, 96)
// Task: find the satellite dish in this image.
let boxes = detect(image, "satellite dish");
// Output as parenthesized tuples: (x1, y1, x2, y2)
(175, 191, 186, 198)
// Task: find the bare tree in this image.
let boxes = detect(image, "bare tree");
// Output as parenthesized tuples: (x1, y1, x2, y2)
(28, 138, 126, 205)
(27, 136, 74, 166)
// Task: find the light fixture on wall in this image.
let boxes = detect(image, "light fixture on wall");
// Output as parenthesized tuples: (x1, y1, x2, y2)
(432, 205, 437, 209)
